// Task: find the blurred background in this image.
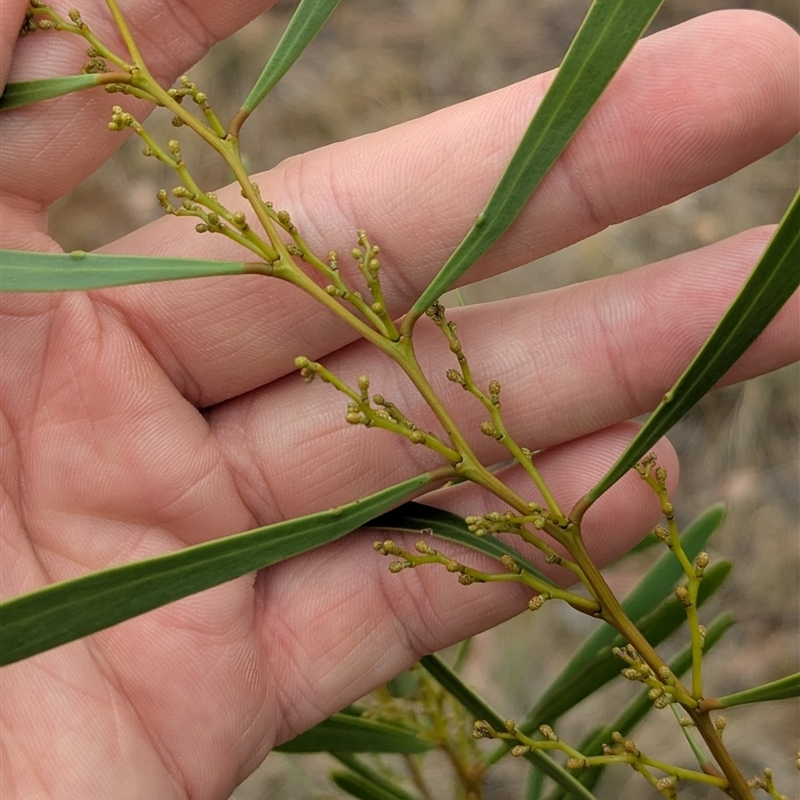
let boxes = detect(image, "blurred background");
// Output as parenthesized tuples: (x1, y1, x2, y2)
(48, 1, 798, 798)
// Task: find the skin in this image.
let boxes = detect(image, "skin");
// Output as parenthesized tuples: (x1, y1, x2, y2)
(1, 1, 798, 798)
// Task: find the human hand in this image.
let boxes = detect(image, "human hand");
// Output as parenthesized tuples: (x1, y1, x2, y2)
(1, 2, 798, 798)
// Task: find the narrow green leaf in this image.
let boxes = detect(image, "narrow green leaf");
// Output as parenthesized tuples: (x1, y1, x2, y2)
(483, 506, 724, 766)
(549, 613, 735, 800)
(238, 0, 342, 116)
(525, 759, 547, 800)
(331, 754, 424, 800)
(275, 713, 433, 754)
(420, 655, 600, 800)
(0, 75, 107, 110)
(587, 189, 800, 503)
(409, 0, 663, 319)
(715, 672, 800, 709)
(369, 503, 552, 586)
(0, 249, 256, 292)
(0, 472, 438, 666)
(332, 770, 415, 800)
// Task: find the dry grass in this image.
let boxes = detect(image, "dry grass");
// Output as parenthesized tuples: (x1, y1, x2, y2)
(46, 1, 799, 798)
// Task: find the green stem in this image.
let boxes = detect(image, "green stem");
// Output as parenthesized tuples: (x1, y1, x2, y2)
(664, 514, 704, 700)
(394, 342, 556, 529)
(687, 710, 754, 799)
(403, 755, 437, 800)
(102, 0, 145, 66)
(566, 533, 755, 800)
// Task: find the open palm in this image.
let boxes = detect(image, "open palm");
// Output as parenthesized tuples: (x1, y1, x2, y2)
(1, 2, 798, 798)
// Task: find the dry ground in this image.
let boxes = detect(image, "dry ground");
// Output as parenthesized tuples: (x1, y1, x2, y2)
(48, 1, 799, 798)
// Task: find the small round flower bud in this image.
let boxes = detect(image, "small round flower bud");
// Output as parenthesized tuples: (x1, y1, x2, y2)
(446, 368, 464, 385)
(528, 596, 545, 611)
(372, 394, 385, 406)
(472, 721, 492, 739)
(675, 586, 690, 606)
(388, 561, 406, 573)
(654, 695, 671, 709)
(566, 757, 582, 770)
(232, 211, 247, 229)
(458, 574, 475, 585)
(409, 431, 425, 444)
(357, 375, 369, 392)
(714, 715, 727, 732)
(695, 552, 709, 570)
(500, 554, 519, 573)
(168, 139, 181, 156)
(658, 666, 674, 683)
(510, 745, 530, 757)
(655, 778, 674, 792)
(539, 725, 554, 739)
(662, 501, 674, 517)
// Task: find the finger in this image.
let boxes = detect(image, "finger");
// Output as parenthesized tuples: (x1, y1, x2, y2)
(92, 10, 800, 407)
(1, 0, 278, 212)
(253, 423, 676, 746)
(209, 226, 799, 523)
